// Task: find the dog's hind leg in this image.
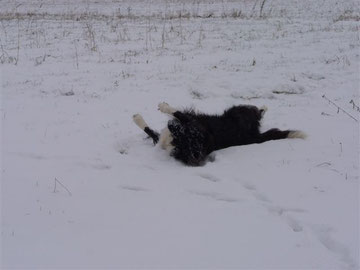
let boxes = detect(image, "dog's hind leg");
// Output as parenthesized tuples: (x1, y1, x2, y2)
(158, 102, 177, 115)
(256, 128, 306, 143)
(133, 114, 159, 144)
(158, 102, 191, 123)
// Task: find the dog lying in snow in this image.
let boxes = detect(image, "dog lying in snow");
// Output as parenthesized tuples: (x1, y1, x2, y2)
(133, 102, 306, 166)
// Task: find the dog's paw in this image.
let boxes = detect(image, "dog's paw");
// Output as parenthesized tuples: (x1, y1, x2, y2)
(158, 102, 172, 114)
(133, 114, 147, 129)
(133, 113, 141, 121)
(288, 130, 307, 139)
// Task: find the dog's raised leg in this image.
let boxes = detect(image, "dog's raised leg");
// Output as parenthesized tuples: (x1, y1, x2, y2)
(133, 114, 147, 129)
(158, 102, 191, 123)
(158, 102, 176, 115)
(133, 114, 159, 144)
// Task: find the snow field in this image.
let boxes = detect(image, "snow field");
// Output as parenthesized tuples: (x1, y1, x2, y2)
(1, 0, 359, 268)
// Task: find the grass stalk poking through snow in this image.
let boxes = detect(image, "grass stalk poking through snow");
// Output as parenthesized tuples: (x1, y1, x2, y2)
(322, 94, 358, 122)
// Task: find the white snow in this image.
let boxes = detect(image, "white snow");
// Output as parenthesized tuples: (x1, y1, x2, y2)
(1, 0, 359, 269)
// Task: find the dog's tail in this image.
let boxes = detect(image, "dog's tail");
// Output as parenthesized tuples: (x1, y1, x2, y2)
(133, 114, 159, 145)
(256, 128, 307, 143)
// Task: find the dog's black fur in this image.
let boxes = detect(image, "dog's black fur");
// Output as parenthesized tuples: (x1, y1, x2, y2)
(134, 104, 305, 166)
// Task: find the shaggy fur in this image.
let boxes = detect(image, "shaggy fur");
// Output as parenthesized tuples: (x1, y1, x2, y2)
(133, 103, 306, 166)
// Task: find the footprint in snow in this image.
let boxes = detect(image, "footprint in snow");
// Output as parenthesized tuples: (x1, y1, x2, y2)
(302, 72, 325, 81)
(241, 182, 306, 233)
(188, 190, 241, 203)
(242, 182, 257, 191)
(76, 162, 111, 170)
(253, 192, 272, 203)
(91, 164, 111, 170)
(267, 206, 306, 216)
(312, 225, 356, 269)
(120, 185, 149, 192)
(286, 216, 303, 232)
(272, 84, 305, 95)
(197, 173, 221, 183)
(241, 182, 271, 202)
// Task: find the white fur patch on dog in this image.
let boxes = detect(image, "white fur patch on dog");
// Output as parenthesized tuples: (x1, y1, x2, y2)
(288, 130, 307, 139)
(260, 105, 268, 111)
(133, 114, 147, 130)
(158, 102, 176, 115)
(159, 127, 174, 152)
(260, 105, 268, 117)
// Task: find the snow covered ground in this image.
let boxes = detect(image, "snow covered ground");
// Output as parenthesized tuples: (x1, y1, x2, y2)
(1, 0, 359, 269)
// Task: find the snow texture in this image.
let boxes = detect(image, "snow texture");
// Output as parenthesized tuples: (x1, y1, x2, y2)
(1, 0, 359, 269)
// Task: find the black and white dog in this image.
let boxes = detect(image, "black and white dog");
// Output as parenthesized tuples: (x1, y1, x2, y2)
(133, 102, 306, 166)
